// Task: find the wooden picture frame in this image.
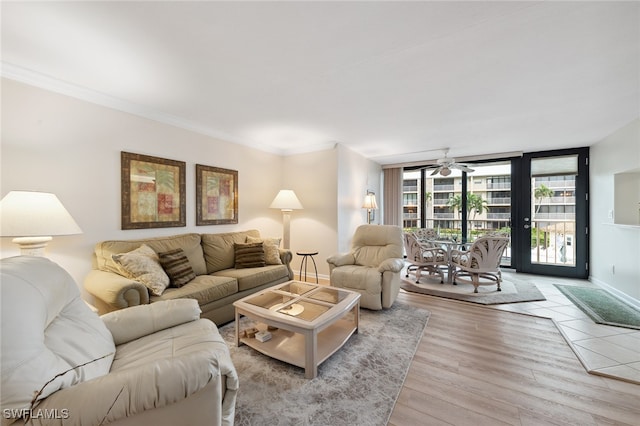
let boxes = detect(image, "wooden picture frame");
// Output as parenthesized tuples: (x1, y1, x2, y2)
(121, 151, 186, 229)
(196, 164, 238, 225)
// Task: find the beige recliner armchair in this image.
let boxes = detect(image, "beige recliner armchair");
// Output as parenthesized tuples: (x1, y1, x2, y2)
(326, 225, 404, 310)
(1, 256, 238, 426)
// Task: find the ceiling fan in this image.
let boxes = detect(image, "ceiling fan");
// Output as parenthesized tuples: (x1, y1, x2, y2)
(426, 148, 475, 176)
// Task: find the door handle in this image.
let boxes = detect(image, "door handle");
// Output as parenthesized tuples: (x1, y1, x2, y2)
(524, 224, 530, 229)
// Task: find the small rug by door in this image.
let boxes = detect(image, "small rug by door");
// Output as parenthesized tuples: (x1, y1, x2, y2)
(555, 284, 640, 330)
(218, 302, 429, 426)
(400, 277, 546, 305)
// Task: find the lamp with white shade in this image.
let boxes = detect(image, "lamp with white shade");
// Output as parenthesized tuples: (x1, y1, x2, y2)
(363, 191, 378, 224)
(0, 191, 83, 256)
(269, 189, 303, 250)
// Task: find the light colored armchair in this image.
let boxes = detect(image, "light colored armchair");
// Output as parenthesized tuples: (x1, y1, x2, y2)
(326, 225, 404, 310)
(450, 236, 510, 293)
(1, 256, 238, 426)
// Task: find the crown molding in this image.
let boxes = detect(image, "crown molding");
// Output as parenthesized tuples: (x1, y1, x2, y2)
(0, 62, 291, 155)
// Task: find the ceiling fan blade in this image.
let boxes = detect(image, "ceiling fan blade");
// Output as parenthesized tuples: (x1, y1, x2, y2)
(430, 167, 442, 176)
(455, 164, 475, 173)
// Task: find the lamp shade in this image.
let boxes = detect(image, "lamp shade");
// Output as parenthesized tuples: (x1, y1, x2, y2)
(269, 190, 303, 211)
(0, 191, 82, 237)
(362, 193, 378, 210)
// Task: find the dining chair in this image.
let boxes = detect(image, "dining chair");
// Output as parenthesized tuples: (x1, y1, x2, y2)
(403, 232, 448, 284)
(450, 235, 510, 293)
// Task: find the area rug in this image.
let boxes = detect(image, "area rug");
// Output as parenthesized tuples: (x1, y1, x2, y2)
(400, 277, 546, 304)
(218, 302, 430, 426)
(555, 284, 640, 330)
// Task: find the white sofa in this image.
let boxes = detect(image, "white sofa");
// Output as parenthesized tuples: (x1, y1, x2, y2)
(1, 256, 238, 426)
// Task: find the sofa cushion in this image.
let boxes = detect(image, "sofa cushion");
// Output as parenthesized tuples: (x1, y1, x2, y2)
(150, 275, 238, 305)
(246, 235, 283, 265)
(212, 264, 289, 292)
(158, 248, 197, 288)
(1, 257, 115, 411)
(113, 244, 170, 296)
(95, 233, 207, 276)
(234, 242, 266, 268)
(202, 230, 261, 273)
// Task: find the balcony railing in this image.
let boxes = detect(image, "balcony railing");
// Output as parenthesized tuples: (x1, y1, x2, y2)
(487, 197, 511, 204)
(533, 213, 575, 220)
(535, 181, 575, 189)
(434, 185, 454, 191)
(434, 213, 455, 219)
(486, 213, 511, 219)
(486, 182, 511, 189)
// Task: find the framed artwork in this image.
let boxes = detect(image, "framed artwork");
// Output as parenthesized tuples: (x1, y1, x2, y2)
(196, 164, 238, 225)
(121, 151, 186, 229)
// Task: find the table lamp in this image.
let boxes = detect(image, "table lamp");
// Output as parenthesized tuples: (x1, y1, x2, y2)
(0, 191, 83, 256)
(269, 189, 303, 249)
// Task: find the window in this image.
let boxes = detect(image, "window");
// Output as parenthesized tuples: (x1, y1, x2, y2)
(403, 193, 417, 206)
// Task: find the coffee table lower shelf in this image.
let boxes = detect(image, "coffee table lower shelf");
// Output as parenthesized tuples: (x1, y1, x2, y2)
(239, 317, 357, 378)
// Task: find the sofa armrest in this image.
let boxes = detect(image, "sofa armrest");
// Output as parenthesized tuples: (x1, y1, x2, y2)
(326, 253, 355, 268)
(101, 299, 201, 345)
(279, 249, 294, 279)
(279, 248, 293, 265)
(378, 258, 405, 273)
(84, 270, 149, 314)
(28, 340, 238, 426)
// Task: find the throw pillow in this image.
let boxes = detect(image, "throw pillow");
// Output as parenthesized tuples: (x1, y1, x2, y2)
(112, 244, 170, 296)
(234, 242, 266, 268)
(246, 235, 283, 265)
(158, 248, 197, 288)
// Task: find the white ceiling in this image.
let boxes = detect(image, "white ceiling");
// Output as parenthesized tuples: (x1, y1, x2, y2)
(2, 1, 638, 165)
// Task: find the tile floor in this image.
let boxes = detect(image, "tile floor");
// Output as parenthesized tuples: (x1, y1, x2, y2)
(491, 271, 640, 385)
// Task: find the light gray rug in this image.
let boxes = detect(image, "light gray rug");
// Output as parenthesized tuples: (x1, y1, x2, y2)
(218, 302, 430, 426)
(401, 276, 546, 304)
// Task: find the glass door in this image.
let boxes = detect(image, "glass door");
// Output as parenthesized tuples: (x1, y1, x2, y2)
(513, 148, 589, 278)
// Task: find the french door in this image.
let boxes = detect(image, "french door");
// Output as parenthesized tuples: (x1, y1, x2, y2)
(512, 148, 589, 278)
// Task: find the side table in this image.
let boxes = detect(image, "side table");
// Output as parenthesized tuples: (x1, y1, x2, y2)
(296, 251, 319, 283)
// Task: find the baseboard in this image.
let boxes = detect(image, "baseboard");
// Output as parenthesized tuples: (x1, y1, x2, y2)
(292, 269, 330, 285)
(590, 276, 640, 311)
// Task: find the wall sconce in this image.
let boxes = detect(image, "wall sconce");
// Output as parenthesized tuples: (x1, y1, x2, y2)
(269, 189, 303, 249)
(362, 191, 378, 224)
(0, 191, 83, 256)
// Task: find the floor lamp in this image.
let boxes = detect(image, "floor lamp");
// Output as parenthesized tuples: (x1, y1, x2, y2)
(0, 191, 83, 256)
(270, 190, 303, 250)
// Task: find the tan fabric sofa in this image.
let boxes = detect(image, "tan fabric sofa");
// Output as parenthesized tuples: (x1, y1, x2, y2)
(84, 229, 293, 325)
(1, 256, 238, 426)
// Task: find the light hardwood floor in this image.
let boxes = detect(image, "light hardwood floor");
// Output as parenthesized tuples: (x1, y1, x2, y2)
(388, 291, 640, 426)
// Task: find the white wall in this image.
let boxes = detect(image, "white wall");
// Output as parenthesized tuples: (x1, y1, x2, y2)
(281, 144, 382, 279)
(336, 144, 383, 253)
(1, 79, 383, 288)
(282, 148, 338, 279)
(590, 118, 640, 304)
(0, 79, 287, 287)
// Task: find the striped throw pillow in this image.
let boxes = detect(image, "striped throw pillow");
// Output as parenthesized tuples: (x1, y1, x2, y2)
(234, 242, 266, 268)
(158, 248, 197, 288)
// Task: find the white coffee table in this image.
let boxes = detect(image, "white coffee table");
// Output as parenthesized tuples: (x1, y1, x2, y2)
(233, 281, 360, 379)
